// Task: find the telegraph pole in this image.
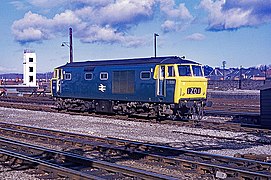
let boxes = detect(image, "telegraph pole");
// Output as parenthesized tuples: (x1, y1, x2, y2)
(154, 33, 159, 58)
(62, 27, 73, 63)
(69, 27, 73, 63)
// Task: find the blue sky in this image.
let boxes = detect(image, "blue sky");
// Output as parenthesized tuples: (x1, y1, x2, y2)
(0, 0, 271, 73)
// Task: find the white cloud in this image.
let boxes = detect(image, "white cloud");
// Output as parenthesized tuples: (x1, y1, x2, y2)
(10, 1, 29, 10)
(185, 33, 206, 41)
(161, 20, 176, 32)
(12, 1, 157, 46)
(12, 12, 54, 43)
(14, 28, 44, 42)
(97, 0, 155, 25)
(28, 0, 66, 8)
(52, 10, 85, 31)
(160, 1, 193, 20)
(11, 0, 194, 46)
(71, 0, 114, 7)
(199, 0, 271, 31)
(79, 25, 147, 47)
(12, 10, 145, 47)
(160, 0, 193, 32)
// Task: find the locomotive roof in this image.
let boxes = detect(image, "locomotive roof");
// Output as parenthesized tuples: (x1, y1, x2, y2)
(58, 56, 200, 68)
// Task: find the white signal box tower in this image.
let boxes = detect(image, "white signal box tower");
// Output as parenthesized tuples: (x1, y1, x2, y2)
(23, 50, 37, 86)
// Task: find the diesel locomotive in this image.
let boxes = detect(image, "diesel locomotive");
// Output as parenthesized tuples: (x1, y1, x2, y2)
(51, 56, 211, 119)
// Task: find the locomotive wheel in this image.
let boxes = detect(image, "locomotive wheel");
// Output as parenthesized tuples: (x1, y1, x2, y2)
(191, 105, 203, 120)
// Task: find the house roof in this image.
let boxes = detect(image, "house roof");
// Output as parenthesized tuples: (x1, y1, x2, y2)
(207, 67, 267, 80)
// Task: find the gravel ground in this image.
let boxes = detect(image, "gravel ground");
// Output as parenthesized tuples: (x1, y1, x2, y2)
(0, 166, 39, 180)
(0, 106, 271, 179)
(0, 106, 270, 156)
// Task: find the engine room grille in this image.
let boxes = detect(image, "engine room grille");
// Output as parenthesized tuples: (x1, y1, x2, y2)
(113, 70, 135, 94)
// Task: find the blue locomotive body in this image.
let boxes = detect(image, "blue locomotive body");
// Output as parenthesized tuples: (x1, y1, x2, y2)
(52, 56, 210, 118)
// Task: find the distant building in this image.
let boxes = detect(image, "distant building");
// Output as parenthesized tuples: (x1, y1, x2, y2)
(267, 69, 271, 78)
(207, 67, 267, 81)
(23, 49, 37, 87)
(207, 67, 224, 80)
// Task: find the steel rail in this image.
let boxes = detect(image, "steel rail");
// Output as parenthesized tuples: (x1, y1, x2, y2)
(0, 137, 176, 180)
(204, 110, 260, 117)
(186, 119, 270, 135)
(1, 122, 271, 179)
(0, 149, 103, 180)
(0, 96, 54, 105)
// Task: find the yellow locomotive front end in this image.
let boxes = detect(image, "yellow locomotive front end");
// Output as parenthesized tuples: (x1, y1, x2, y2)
(154, 62, 210, 119)
(174, 64, 207, 103)
(174, 63, 210, 119)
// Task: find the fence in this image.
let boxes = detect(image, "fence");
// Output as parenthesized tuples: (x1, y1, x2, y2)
(208, 79, 271, 90)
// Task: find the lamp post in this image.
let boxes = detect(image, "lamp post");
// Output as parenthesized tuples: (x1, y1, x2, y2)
(61, 27, 73, 63)
(264, 65, 267, 84)
(239, 66, 242, 89)
(222, 60, 226, 80)
(154, 33, 159, 58)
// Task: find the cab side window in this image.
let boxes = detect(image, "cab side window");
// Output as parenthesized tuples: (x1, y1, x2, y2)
(167, 66, 175, 77)
(160, 66, 165, 78)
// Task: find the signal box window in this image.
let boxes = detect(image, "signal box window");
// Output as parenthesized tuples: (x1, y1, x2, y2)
(167, 66, 175, 77)
(29, 67, 33, 72)
(100, 72, 108, 80)
(29, 76, 33, 82)
(29, 58, 34, 62)
(85, 73, 93, 80)
(178, 65, 191, 76)
(64, 73, 71, 80)
(140, 71, 151, 80)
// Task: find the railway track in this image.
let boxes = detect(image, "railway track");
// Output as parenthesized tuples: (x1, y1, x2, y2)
(0, 137, 174, 180)
(0, 94, 260, 117)
(0, 96, 55, 106)
(0, 95, 268, 137)
(206, 97, 260, 113)
(1, 122, 271, 179)
(205, 97, 260, 124)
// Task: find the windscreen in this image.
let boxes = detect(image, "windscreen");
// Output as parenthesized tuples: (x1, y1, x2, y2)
(192, 65, 203, 76)
(178, 65, 191, 76)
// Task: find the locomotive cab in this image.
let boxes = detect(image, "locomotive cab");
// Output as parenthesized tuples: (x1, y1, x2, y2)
(175, 64, 207, 102)
(154, 63, 208, 119)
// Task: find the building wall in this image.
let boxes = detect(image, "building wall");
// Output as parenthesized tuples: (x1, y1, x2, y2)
(23, 50, 37, 86)
(260, 88, 271, 129)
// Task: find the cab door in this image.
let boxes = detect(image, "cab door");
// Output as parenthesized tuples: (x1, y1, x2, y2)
(51, 68, 63, 96)
(156, 65, 166, 97)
